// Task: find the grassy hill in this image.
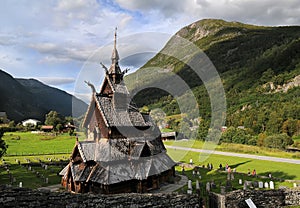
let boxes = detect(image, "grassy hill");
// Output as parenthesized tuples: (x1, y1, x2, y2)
(125, 19, 300, 141)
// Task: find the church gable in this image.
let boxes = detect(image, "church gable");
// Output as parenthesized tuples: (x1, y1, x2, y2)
(100, 74, 114, 95)
(71, 145, 83, 164)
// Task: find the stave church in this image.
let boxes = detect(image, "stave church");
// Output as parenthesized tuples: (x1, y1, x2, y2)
(59, 30, 176, 194)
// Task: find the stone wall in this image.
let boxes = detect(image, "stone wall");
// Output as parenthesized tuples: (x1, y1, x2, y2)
(0, 187, 200, 208)
(209, 188, 300, 208)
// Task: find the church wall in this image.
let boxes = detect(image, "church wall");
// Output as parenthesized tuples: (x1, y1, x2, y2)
(87, 111, 97, 140)
(94, 107, 109, 139)
(87, 106, 109, 140)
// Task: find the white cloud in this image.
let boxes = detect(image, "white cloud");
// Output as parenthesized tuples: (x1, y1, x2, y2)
(1, 0, 300, 96)
(115, 0, 300, 26)
(55, 0, 87, 11)
(37, 77, 76, 86)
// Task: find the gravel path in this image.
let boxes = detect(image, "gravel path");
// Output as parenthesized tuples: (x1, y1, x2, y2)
(165, 145, 300, 165)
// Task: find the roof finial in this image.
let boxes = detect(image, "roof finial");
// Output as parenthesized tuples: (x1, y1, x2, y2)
(111, 27, 119, 64)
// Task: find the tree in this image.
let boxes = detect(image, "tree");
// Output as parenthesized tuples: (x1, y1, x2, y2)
(220, 127, 252, 145)
(260, 68, 274, 84)
(220, 126, 235, 143)
(266, 111, 283, 134)
(0, 129, 7, 158)
(197, 119, 209, 140)
(45, 111, 62, 131)
(282, 118, 298, 137)
(56, 123, 64, 132)
(264, 133, 293, 149)
(64, 116, 74, 125)
(257, 132, 267, 146)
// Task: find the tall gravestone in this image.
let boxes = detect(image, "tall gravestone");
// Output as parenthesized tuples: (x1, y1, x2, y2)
(264, 182, 269, 188)
(258, 181, 264, 188)
(270, 181, 274, 189)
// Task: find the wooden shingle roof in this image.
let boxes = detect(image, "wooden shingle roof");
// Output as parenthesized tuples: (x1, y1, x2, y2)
(95, 96, 151, 127)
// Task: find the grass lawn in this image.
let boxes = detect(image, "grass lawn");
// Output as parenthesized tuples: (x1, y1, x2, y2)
(0, 154, 69, 189)
(1, 131, 299, 191)
(167, 148, 300, 204)
(0, 131, 78, 189)
(167, 148, 300, 186)
(2, 132, 84, 155)
(164, 139, 300, 159)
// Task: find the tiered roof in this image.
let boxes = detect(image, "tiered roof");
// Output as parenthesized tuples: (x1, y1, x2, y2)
(60, 29, 175, 186)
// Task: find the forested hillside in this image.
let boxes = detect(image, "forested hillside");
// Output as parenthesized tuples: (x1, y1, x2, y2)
(0, 70, 87, 122)
(125, 19, 300, 148)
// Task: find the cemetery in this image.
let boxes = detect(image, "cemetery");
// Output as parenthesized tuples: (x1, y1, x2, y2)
(0, 142, 300, 207)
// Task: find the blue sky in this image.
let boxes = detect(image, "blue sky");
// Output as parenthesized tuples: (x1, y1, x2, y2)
(1, 0, 300, 101)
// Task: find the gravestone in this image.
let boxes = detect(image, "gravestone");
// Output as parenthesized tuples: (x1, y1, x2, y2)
(239, 179, 243, 185)
(188, 180, 192, 190)
(253, 181, 258, 188)
(270, 181, 274, 189)
(293, 183, 297, 188)
(196, 180, 200, 190)
(206, 182, 210, 192)
(19, 182, 22, 188)
(243, 182, 247, 190)
(264, 182, 269, 188)
(258, 181, 264, 188)
(220, 186, 226, 195)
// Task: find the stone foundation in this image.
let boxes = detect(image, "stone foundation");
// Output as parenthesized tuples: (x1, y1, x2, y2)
(0, 187, 200, 208)
(209, 188, 300, 208)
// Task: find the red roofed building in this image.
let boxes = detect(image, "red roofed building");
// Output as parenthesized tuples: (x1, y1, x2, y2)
(41, 125, 53, 132)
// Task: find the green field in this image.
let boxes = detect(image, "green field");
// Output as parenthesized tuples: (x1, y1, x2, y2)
(0, 132, 81, 189)
(1, 132, 300, 190)
(167, 148, 300, 180)
(0, 154, 69, 189)
(164, 139, 300, 159)
(2, 132, 85, 155)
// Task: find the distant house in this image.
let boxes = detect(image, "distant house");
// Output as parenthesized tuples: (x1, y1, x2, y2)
(41, 125, 53, 132)
(161, 132, 177, 140)
(0, 112, 9, 123)
(63, 123, 76, 132)
(22, 119, 41, 127)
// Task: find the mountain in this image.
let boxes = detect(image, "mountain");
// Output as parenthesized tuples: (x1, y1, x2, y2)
(0, 70, 87, 122)
(125, 19, 300, 138)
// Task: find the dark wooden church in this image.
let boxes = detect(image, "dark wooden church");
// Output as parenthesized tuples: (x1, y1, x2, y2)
(60, 30, 176, 194)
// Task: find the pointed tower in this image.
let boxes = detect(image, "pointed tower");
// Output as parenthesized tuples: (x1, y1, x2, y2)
(60, 30, 176, 194)
(108, 28, 122, 84)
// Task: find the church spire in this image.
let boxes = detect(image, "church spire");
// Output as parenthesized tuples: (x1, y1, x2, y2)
(111, 27, 119, 64)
